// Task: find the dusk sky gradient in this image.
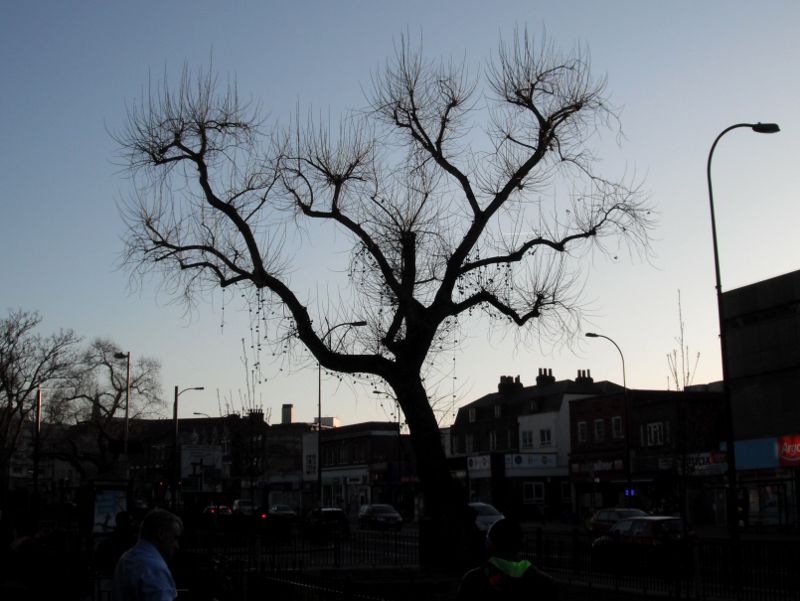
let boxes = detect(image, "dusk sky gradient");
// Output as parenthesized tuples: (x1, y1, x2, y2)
(2, 1, 799, 426)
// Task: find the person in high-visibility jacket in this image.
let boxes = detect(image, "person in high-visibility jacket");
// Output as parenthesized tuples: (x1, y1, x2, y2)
(456, 518, 559, 600)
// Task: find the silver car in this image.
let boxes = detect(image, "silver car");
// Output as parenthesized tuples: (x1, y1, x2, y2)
(469, 502, 504, 532)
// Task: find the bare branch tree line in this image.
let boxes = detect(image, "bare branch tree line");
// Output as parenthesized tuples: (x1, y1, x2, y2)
(0, 309, 163, 487)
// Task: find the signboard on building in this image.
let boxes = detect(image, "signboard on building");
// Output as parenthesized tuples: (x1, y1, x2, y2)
(181, 444, 224, 492)
(778, 434, 800, 466)
(685, 451, 727, 475)
(467, 454, 491, 478)
(504, 453, 558, 472)
(571, 459, 623, 475)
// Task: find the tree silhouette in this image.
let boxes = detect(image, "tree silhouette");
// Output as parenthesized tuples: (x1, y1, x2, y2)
(0, 310, 79, 499)
(48, 339, 163, 476)
(116, 30, 653, 523)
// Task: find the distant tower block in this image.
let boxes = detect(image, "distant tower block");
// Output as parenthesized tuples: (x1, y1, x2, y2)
(281, 403, 294, 424)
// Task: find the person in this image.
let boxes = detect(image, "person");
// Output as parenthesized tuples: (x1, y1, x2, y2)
(112, 508, 183, 601)
(456, 518, 559, 600)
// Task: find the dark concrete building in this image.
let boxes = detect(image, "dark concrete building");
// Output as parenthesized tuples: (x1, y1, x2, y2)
(723, 268, 800, 525)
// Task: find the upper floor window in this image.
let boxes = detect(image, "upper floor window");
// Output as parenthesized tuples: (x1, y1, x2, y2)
(594, 419, 605, 442)
(489, 431, 497, 451)
(494, 405, 502, 418)
(306, 454, 316, 475)
(521, 430, 533, 449)
(612, 416, 624, 439)
(577, 421, 588, 443)
(466, 433, 474, 453)
(539, 428, 552, 447)
(468, 407, 476, 423)
(646, 422, 664, 446)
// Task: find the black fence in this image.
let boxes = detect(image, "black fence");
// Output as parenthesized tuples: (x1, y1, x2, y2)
(172, 524, 800, 601)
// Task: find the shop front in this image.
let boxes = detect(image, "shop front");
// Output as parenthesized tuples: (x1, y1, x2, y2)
(733, 435, 799, 528)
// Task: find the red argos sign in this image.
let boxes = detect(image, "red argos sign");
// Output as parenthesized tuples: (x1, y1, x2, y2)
(778, 435, 800, 466)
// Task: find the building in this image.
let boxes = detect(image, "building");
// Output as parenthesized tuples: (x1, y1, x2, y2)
(451, 369, 621, 521)
(304, 421, 415, 519)
(723, 268, 800, 526)
(570, 389, 726, 524)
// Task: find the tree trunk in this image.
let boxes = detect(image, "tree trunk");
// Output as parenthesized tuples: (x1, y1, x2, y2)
(395, 375, 471, 571)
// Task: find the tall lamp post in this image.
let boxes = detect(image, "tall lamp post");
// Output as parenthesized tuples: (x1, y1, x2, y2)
(706, 122, 779, 543)
(317, 320, 367, 507)
(585, 332, 632, 500)
(114, 351, 131, 454)
(173, 385, 205, 510)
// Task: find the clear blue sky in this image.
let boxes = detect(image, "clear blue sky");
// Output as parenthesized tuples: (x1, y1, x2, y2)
(2, 1, 799, 426)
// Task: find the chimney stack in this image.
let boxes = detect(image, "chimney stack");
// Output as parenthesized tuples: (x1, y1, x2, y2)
(535, 368, 556, 386)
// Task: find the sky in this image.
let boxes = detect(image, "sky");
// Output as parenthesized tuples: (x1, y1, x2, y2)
(2, 1, 799, 427)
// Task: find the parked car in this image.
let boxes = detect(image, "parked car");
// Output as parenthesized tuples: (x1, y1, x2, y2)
(468, 502, 505, 532)
(587, 507, 648, 536)
(304, 507, 351, 540)
(202, 504, 232, 516)
(256, 504, 298, 536)
(591, 516, 692, 573)
(358, 504, 403, 530)
(267, 504, 298, 519)
(232, 499, 255, 516)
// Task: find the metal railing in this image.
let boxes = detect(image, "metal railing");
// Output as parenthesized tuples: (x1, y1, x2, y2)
(175, 523, 800, 601)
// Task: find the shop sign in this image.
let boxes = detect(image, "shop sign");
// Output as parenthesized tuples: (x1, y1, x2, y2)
(572, 459, 622, 474)
(504, 453, 558, 471)
(686, 451, 727, 475)
(778, 434, 800, 466)
(467, 454, 491, 477)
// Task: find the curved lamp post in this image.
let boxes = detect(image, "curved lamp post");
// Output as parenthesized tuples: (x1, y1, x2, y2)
(317, 320, 367, 507)
(585, 332, 631, 500)
(707, 122, 779, 544)
(173, 385, 205, 510)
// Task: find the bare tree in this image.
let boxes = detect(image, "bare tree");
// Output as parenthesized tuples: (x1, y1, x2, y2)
(116, 30, 653, 524)
(48, 339, 163, 475)
(0, 310, 79, 498)
(667, 290, 700, 391)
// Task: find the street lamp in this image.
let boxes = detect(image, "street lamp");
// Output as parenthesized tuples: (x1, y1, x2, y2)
(192, 411, 212, 418)
(114, 351, 131, 454)
(706, 122, 779, 543)
(317, 320, 367, 507)
(585, 332, 632, 500)
(173, 385, 205, 510)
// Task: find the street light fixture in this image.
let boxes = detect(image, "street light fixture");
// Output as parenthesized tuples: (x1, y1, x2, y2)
(317, 320, 367, 507)
(173, 385, 205, 510)
(706, 122, 779, 544)
(114, 351, 131, 454)
(192, 411, 212, 418)
(585, 332, 632, 500)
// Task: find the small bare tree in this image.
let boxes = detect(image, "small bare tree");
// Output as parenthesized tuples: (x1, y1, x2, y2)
(116, 30, 653, 524)
(667, 290, 700, 390)
(0, 310, 80, 499)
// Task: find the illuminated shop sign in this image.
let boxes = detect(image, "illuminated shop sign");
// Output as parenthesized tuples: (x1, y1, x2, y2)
(778, 434, 800, 467)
